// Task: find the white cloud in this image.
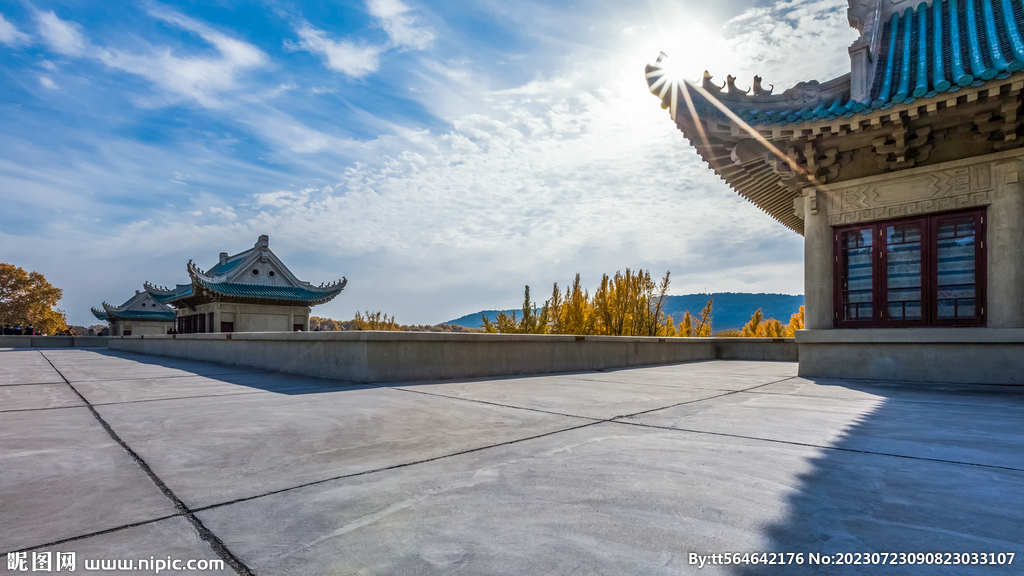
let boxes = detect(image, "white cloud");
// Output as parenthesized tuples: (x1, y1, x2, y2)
(36, 10, 86, 55)
(40, 60, 57, 71)
(367, 0, 434, 50)
(95, 10, 266, 108)
(25, 9, 266, 108)
(0, 13, 30, 46)
(39, 76, 57, 89)
(288, 24, 382, 77)
(289, 0, 433, 77)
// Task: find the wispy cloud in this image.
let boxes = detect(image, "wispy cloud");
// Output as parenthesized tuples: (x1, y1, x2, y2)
(0, 13, 30, 46)
(368, 0, 434, 50)
(35, 10, 87, 55)
(96, 9, 267, 107)
(288, 24, 382, 77)
(38, 76, 57, 89)
(288, 0, 433, 77)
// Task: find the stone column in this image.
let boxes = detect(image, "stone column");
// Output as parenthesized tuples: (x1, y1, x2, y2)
(803, 188, 834, 330)
(988, 159, 1024, 328)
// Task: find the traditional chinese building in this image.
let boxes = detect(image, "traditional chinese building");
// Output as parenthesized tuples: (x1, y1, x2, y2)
(144, 235, 346, 333)
(647, 0, 1024, 383)
(92, 289, 176, 336)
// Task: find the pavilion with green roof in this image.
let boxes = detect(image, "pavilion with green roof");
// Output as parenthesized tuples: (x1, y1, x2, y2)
(92, 289, 176, 336)
(144, 235, 346, 334)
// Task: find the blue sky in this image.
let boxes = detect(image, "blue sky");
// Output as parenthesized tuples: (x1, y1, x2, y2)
(0, 0, 857, 327)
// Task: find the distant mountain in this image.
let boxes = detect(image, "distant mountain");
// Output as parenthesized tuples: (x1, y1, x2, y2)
(445, 310, 521, 330)
(445, 293, 804, 332)
(661, 293, 804, 331)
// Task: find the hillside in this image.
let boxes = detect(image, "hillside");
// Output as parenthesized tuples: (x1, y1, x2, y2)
(445, 293, 804, 332)
(661, 293, 804, 331)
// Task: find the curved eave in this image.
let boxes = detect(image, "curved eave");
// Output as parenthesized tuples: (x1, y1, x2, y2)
(193, 276, 346, 305)
(647, 42, 1024, 235)
(144, 281, 192, 304)
(683, 130, 805, 235)
(103, 311, 177, 321)
(91, 308, 107, 322)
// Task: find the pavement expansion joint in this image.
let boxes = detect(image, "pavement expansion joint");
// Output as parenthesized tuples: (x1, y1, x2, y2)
(373, 383, 604, 421)
(2, 515, 181, 557)
(0, 405, 85, 414)
(35, 351, 256, 576)
(613, 376, 797, 420)
(189, 419, 606, 515)
(375, 375, 796, 423)
(611, 419, 1024, 473)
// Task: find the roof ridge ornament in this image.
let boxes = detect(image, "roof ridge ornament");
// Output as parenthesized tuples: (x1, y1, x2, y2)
(726, 75, 749, 95)
(702, 70, 724, 93)
(753, 75, 774, 96)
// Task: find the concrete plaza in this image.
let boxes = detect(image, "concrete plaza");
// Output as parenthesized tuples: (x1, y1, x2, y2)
(1, 348, 1022, 575)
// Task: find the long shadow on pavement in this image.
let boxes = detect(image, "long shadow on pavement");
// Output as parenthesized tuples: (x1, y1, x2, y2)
(725, 377, 1024, 576)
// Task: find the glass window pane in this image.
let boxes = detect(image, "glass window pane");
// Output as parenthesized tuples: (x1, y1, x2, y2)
(842, 229, 872, 248)
(935, 216, 977, 320)
(840, 228, 874, 321)
(886, 223, 922, 321)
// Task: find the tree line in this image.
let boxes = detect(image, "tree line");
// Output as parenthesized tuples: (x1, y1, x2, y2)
(310, 312, 482, 333)
(313, 269, 803, 338)
(479, 269, 804, 338)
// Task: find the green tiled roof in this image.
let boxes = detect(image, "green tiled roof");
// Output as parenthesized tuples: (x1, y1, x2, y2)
(206, 258, 243, 276)
(105, 310, 176, 321)
(193, 276, 344, 303)
(148, 285, 193, 303)
(870, 0, 1024, 107)
(91, 309, 107, 321)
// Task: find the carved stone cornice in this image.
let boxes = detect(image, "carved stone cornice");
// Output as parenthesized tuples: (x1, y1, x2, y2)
(819, 150, 1024, 225)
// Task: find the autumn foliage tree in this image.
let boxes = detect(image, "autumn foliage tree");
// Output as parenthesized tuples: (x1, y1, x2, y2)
(353, 311, 400, 331)
(0, 263, 69, 335)
(737, 305, 804, 337)
(482, 269, 713, 337)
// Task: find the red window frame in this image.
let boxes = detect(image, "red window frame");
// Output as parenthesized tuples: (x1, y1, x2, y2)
(833, 208, 986, 328)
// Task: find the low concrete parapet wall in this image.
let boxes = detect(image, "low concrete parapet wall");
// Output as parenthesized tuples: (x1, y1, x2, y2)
(796, 328, 1024, 385)
(0, 336, 111, 349)
(108, 332, 797, 383)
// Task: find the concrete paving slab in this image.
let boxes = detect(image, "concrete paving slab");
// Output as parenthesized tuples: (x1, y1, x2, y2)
(0, 383, 83, 412)
(5, 516, 231, 575)
(196, 423, 1024, 576)
(0, 350, 65, 386)
(0, 407, 177, 552)
(549, 368, 794, 392)
(629, 390, 1024, 469)
(39, 349, 266, 383)
(390, 375, 733, 419)
(73, 371, 357, 406)
(94, 386, 589, 509)
(613, 360, 800, 377)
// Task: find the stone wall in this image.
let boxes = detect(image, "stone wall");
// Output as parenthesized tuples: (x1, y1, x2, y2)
(0, 336, 111, 348)
(797, 328, 1024, 384)
(108, 332, 798, 383)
